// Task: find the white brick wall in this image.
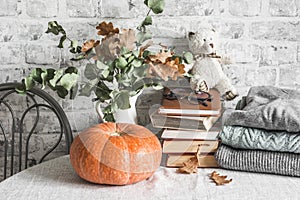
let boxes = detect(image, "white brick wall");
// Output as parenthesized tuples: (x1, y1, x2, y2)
(0, 0, 299, 131)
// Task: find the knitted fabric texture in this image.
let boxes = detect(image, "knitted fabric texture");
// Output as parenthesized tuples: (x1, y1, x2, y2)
(215, 144, 300, 177)
(220, 126, 300, 153)
(225, 86, 300, 132)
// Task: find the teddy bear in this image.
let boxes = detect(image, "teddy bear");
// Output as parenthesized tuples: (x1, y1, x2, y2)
(188, 28, 238, 101)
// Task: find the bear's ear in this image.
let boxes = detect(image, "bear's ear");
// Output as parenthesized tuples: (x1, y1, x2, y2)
(188, 32, 196, 39)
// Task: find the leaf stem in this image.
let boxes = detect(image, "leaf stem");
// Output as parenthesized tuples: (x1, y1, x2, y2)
(146, 8, 151, 16)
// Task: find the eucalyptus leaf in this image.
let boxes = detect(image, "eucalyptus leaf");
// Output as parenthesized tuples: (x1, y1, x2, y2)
(113, 90, 130, 110)
(123, 52, 133, 59)
(132, 79, 145, 91)
(183, 52, 194, 64)
(30, 68, 43, 84)
(137, 31, 152, 45)
(131, 59, 143, 67)
(15, 82, 26, 94)
(103, 113, 115, 122)
(95, 81, 112, 102)
(24, 76, 34, 90)
(144, 0, 165, 14)
(78, 78, 98, 97)
(69, 40, 81, 54)
(58, 35, 67, 48)
(84, 48, 96, 60)
(70, 55, 85, 61)
(142, 16, 152, 26)
(115, 57, 128, 69)
(46, 68, 56, 80)
(41, 71, 48, 89)
(120, 47, 130, 55)
(84, 63, 99, 80)
(96, 60, 109, 70)
(55, 86, 68, 99)
(70, 83, 78, 99)
(65, 67, 78, 74)
(132, 50, 139, 57)
(49, 69, 63, 87)
(101, 68, 110, 78)
(45, 21, 66, 35)
(133, 67, 146, 78)
(60, 73, 79, 91)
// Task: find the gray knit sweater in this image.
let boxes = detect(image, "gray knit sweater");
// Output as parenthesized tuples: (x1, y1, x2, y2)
(215, 144, 300, 177)
(224, 86, 300, 132)
(219, 125, 300, 153)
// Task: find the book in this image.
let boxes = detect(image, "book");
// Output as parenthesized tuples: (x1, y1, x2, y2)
(163, 140, 220, 153)
(159, 88, 221, 116)
(161, 129, 220, 140)
(166, 153, 219, 168)
(150, 109, 221, 131)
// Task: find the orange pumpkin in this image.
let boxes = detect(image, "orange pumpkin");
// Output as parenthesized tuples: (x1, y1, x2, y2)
(70, 122, 162, 185)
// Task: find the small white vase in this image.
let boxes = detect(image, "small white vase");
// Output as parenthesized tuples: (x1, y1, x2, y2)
(96, 90, 142, 124)
(113, 92, 141, 124)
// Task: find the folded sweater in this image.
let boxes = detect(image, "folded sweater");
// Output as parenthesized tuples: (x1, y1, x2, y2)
(219, 125, 300, 153)
(215, 144, 300, 177)
(225, 86, 300, 132)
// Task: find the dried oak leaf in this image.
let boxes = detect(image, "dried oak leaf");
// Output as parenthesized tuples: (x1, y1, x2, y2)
(210, 171, 232, 186)
(165, 57, 185, 75)
(176, 156, 198, 174)
(96, 22, 119, 37)
(139, 41, 154, 57)
(147, 62, 178, 81)
(119, 29, 136, 51)
(95, 34, 120, 62)
(81, 39, 100, 53)
(148, 50, 173, 63)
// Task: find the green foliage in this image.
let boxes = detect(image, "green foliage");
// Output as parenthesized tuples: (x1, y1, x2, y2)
(19, 67, 79, 99)
(144, 0, 165, 14)
(18, 0, 192, 122)
(183, 52, 194, 64)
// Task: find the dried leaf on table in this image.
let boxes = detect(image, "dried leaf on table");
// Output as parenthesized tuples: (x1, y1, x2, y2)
(210, 171, 232, 186)
(96, 22, 119, 37)
(176, 156, 198, 174)
(176, 146, 202, 174)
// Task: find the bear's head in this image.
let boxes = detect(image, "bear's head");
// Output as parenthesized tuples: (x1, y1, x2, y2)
(188, 28, 218, 55)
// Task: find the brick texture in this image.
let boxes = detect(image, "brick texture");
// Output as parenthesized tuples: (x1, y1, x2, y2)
(26, 0, 58, 18)
(229, 0, 262, 16)
(269, 0, 298, 16)
(0, 0, 18, 16)
(0, 0, 299, 136)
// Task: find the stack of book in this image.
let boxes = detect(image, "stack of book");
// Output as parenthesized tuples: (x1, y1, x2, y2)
(150, 87, 222, 168)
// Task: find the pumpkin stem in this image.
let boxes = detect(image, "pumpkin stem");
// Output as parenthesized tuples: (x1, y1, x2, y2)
(110, 132, 121, 136)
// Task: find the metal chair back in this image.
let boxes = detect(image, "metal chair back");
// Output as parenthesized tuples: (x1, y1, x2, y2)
(0, 82, 73, 181)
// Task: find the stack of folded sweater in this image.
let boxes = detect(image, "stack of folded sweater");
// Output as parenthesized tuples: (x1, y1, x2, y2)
(215, 86, 300, 177)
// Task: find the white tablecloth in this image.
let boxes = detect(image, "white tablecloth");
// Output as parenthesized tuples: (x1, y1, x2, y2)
(1, 155, 300, 200)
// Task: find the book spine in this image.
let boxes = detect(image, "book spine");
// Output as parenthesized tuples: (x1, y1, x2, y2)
(166, 154, 219, 168)
(163, 140, 220, 154)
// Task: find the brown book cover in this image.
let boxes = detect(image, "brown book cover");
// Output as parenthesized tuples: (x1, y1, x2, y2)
(166, 153, 219, 168)
(163, 140, 220, 154)
(159, 88, 222, 116)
